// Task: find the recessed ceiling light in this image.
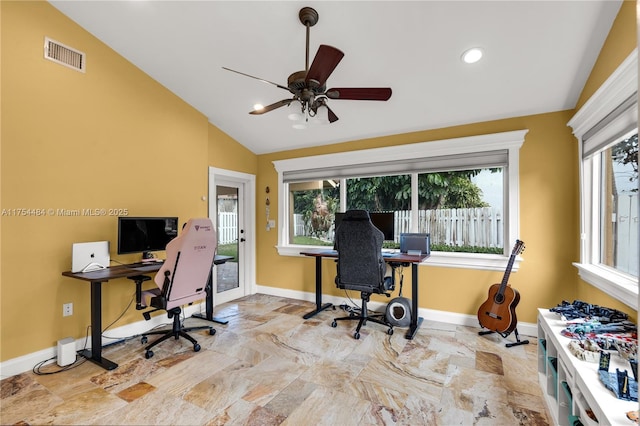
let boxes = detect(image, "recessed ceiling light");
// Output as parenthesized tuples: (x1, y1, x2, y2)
(462, 47, 483, 64)
(253, 103, 264, 111)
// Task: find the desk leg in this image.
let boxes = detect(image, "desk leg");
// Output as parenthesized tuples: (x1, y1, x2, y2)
(405, 262, 423, 340)
(303, 256, 333, 319)
(80, 281, 118, 370)
(192, 269, 228, 325)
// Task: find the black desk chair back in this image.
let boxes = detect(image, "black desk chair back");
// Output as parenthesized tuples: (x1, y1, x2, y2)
(331, 209, 394, 339)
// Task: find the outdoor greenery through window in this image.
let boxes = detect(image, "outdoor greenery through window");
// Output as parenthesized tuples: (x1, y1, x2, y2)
(289, 169, 504, 254)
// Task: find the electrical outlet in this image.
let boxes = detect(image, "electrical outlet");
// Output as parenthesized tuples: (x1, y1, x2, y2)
(63, 303, 73, 317)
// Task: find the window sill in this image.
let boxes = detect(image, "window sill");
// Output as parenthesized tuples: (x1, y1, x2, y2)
(573, 262, 638, 311)
(278, 245, 521, 272)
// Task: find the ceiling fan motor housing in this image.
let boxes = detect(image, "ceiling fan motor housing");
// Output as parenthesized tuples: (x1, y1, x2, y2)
(299, 7, 319, 27)
(288, 70, 325, 95)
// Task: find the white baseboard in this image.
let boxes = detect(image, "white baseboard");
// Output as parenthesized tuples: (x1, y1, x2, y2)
(255, 284, 538, 338)
(2, 288, 537, 379)
(0, 303, 205, 379)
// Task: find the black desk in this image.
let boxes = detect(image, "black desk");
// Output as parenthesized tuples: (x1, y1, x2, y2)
(300, 250, 429, 340)
(62, 255, 232, 370)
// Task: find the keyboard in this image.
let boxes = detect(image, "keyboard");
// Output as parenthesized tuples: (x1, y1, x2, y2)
(126, 261, 163, 268)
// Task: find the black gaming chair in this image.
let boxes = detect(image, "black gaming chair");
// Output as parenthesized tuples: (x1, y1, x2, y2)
(331, 210, 394, 339)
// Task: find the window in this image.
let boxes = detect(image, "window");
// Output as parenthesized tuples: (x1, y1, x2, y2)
(273, 130, 527, 270)
(601, 133, 638, 276)
(568, 49, 638, 309)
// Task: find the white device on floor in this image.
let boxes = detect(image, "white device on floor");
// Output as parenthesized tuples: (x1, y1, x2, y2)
(57, 337, 76, 367)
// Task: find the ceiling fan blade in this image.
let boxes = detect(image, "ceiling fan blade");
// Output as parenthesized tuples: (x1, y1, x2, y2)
(326, 105, 339, 123)
(222, 67, 290, 92)
(305, 45, 344, 88)
(249, 99, 294, 115)
(326, 87, 392, 101)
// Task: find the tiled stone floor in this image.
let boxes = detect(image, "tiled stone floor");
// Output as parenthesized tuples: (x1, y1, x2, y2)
(1, 294, 549, 425)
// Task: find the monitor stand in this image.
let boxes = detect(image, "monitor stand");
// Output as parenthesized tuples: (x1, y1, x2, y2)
(81, 262, 107, 273)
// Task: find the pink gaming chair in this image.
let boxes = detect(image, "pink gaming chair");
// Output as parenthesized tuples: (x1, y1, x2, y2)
(138, 218, 217, 359)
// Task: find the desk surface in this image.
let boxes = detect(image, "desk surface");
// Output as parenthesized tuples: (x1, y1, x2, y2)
(300, 249, 428, 263)
(62, 255, 234, 282)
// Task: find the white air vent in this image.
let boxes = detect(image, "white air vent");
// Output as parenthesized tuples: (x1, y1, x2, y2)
(44, 37, 85, 73)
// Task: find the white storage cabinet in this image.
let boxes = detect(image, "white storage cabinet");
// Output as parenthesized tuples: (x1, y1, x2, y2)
(537, 309, 637, 425)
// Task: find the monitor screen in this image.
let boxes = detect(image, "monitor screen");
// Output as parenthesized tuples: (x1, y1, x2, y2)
(334, 211, 395, 241)
(117, 217, 178, 255)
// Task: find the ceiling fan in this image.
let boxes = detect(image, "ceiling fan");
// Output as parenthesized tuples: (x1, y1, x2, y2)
(222, 6, 392, 125)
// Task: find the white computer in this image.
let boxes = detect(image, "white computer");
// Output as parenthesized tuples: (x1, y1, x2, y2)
(71, 241, 110, 273)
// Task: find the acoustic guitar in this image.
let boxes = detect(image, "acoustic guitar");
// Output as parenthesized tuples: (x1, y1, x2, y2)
(477, 240, 525, 335)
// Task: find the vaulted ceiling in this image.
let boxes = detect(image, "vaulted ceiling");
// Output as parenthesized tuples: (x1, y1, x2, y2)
(49, 1, 622, 154)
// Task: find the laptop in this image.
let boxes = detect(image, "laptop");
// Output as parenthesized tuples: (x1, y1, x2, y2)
(71, 241, 111, 273)
(400, 233, 431, 255)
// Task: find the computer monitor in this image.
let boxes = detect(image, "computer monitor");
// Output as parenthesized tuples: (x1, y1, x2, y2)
(334, 211, 395, 241)
(117, 217, 178, 257)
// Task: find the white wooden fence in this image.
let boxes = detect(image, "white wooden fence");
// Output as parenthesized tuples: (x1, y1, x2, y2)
(294, 208, 502, 248)
(218, 212, 237, 244)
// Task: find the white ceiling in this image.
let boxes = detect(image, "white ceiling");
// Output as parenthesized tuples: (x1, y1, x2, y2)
(49, 1, 622, 155)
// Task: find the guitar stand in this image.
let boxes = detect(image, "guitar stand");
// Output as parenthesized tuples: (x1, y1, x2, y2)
(479, 328, 529, 348)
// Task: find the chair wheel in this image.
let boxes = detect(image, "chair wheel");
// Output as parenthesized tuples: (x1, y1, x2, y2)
(145, 350, 154, 359)
(193, 343, 201, 352)
(387, 328, 394, 335)
(209, 328, 216, 335)
(354, 332, 360, 340)
(141, 336, 148, 344)
(331, 320, 337, 328)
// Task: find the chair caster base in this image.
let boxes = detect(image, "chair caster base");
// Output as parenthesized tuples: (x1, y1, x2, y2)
(145, 350, 154, 359)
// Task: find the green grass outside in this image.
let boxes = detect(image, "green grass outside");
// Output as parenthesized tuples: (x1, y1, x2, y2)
(217, 242, 238, 261)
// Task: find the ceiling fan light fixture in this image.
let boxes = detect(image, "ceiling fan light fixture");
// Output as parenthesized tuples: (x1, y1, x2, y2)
(461, 47, 483, 64)
(253, 103, 264, 111)
(311, 105, 330, 125)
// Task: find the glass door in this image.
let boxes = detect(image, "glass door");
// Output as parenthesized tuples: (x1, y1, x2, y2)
(213, 179, 245, 303)
(209, 167, 255, 306)
(215, 183, 242, 301)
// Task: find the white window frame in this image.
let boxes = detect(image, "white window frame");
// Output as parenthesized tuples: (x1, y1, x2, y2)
(273, 130, 528, 271)
(567, 49, 638, 310)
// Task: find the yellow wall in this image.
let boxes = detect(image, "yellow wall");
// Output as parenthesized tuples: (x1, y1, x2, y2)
(576, 0, 637, 111)
(257, 112, 582, 324)
(256, 1, 638, 325)
(1, 0, 636, 365)
(573, 0, 637, 314)
(208, 124, 258, 175)
(0, 1, 257, 362)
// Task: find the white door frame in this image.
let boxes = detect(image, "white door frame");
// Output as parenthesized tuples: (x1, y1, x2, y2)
(208, 167, 256, 304)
